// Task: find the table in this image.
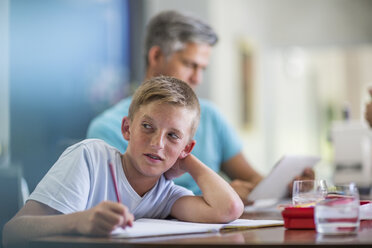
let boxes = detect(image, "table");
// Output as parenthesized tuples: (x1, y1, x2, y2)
(30, 210, 372, 247)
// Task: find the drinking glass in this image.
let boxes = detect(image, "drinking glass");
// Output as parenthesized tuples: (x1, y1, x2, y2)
(292, 179, 327, 206)
(315, 183, 360, 235)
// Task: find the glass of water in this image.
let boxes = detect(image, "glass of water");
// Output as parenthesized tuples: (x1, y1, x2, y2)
(292, 179, 327, 207)
(315, 183, 360, 235)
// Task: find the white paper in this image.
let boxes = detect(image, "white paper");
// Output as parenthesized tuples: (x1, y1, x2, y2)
(111, 218, 283, 238)
(221, 218, 283, 229)
(111, 219, 219, 238)
(247, 155, 320, 202)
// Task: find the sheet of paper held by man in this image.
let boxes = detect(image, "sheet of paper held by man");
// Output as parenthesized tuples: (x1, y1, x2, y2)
(247, 155, 320, 203)
(111, 218, 284, 238)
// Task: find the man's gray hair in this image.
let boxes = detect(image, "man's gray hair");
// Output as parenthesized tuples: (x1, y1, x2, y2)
(144, 10, 218, 67)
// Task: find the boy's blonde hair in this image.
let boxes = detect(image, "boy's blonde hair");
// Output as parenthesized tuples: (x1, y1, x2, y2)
(128, 76, 200, 138)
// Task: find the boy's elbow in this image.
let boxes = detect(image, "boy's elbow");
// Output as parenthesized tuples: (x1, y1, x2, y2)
(218, 198, 244, 223)
(229, 198, 245, 221)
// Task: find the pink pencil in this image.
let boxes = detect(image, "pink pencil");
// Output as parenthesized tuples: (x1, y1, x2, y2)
(108, 161, 121, 203)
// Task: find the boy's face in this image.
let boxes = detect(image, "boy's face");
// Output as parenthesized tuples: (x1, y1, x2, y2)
(122, 101, 196, 178)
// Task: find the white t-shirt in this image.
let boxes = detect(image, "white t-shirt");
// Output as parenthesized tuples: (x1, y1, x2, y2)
(28, 139, 194, 219)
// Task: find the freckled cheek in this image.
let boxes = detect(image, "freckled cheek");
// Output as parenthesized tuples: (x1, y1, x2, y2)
(164, 144, 184, 159)
(133, 133, 150, 148)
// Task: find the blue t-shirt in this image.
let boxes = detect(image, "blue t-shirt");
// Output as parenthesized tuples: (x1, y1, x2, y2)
(87, 97, 243, 194)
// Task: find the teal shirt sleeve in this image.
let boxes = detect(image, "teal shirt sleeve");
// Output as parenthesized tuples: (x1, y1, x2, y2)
(86, 97, 132, 154)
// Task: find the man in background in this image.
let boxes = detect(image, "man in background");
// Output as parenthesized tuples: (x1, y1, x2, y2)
(87, 10, 314, 204)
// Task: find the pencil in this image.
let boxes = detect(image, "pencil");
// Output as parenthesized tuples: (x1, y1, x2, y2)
(108, 161, 121, 203)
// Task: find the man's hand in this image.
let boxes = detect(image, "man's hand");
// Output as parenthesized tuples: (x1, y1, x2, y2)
(75, 201, 134, 236)
(230, 179, 255, 205)
(287, 167, 315, 196)
(366, 102, 372, 127)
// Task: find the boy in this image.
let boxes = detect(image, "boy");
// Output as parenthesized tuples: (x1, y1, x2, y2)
(3, 76, 244, 247)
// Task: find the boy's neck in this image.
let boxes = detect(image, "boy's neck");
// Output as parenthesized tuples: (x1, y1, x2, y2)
(121, 154, 160, 197)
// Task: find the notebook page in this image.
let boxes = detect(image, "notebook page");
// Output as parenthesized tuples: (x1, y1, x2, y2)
(111, 218, 284, 238)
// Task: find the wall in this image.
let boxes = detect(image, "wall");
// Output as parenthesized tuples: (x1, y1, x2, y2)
(208, 0, 372, 175)
(9, 0, 131, 191)
(0, 0, 10, 167)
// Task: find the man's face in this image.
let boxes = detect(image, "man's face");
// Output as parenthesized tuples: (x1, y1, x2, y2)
(123, 101, 195, 178)
(154, 42, 212, 90)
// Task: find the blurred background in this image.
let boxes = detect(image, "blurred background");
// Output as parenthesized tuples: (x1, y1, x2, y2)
(1, 0, 372, 242)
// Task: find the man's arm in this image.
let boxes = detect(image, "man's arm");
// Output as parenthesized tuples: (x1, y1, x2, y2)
(170, 155, 244, 223)
(221, 152, 263, 205)
(221, 152, 315, 204)
(222, 152, 263, 185)
(2, 200, 134, 248)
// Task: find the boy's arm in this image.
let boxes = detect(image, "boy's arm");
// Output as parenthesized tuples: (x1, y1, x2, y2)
(170, 155, 244, 223)
(2, 200, 134, 247)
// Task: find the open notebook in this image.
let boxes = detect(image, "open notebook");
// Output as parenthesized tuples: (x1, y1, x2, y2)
(111, 218, 284, 238)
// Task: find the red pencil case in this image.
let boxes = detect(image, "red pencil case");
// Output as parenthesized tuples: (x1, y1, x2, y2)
(282, 200, 371, 229)
(281, 207, 315, 229)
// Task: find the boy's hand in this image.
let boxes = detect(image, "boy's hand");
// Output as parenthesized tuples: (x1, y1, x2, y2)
(75, 201, 134, 236)
(164, 157, 188, 180)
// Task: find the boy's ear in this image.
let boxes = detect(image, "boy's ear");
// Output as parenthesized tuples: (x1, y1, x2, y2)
(148, 46, 164, 67)
(121, 116, 131, 141)
(179, 140, 196, 159)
